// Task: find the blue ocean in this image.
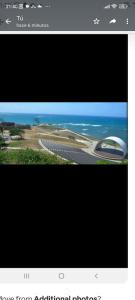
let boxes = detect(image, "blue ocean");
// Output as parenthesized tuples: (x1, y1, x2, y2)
(0, 113, 128, 142)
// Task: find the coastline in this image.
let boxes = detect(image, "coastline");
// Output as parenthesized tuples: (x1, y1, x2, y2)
(0, 112, 128, 143)
(0, 121, 128, 164)
(39, 123, 99, 141)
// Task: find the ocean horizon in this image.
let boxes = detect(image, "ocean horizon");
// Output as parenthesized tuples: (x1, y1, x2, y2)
(0, 112, 128, 142)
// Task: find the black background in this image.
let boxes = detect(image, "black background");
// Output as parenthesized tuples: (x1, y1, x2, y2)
(0, 34, 127, 102)
(0, 34, 128, 268)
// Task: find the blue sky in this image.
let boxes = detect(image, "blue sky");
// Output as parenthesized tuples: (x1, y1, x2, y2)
(0, 102, 127, 117)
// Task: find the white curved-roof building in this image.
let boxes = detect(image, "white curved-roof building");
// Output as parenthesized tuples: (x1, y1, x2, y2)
(95, 136, 128, 158)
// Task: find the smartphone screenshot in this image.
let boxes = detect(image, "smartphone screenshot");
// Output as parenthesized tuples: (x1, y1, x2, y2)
(0, 33, 128, 283)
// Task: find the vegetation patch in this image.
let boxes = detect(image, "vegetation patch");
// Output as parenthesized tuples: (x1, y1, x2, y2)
(0, 137, 6, 149)
(9, 127, 24, 136)
(96, 159, 127, 165)
(96, 160, 113, 165)
(9, 139, 42, 149)
(0, 149, 70, 165)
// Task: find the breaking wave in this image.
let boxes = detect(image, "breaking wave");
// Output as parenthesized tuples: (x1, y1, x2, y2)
(55, 123, 102, 127)
(91, 125, 102, 127)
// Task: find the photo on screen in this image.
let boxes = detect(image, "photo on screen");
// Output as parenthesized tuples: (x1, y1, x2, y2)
(0, 102, 128, 165)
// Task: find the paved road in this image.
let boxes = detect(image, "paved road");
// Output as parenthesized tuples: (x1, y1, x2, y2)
(41, 139, 99, 164)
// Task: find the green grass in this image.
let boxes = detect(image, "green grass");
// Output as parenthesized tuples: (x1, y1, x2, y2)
(96, 160, 114, 165)
(8, 141, 23, 147)
(0, 149, 70, 165)
(96, 159, 128, 165)
(120, 159, 128, 165)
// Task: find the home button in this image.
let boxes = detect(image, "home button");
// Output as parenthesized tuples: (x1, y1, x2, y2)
(59, 273, 64, 279)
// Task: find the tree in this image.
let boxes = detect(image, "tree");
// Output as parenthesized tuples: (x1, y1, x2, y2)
(0, 118, 5, 137)
(0, 125, 4, 137)
(0, 137, 5, 149)
(10, 127, 23, 137)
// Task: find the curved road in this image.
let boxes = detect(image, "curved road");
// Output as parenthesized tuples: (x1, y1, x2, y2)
(41, 139, 99, 164)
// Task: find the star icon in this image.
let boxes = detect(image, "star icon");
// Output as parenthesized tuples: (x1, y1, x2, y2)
(93, 18, 100, 24)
